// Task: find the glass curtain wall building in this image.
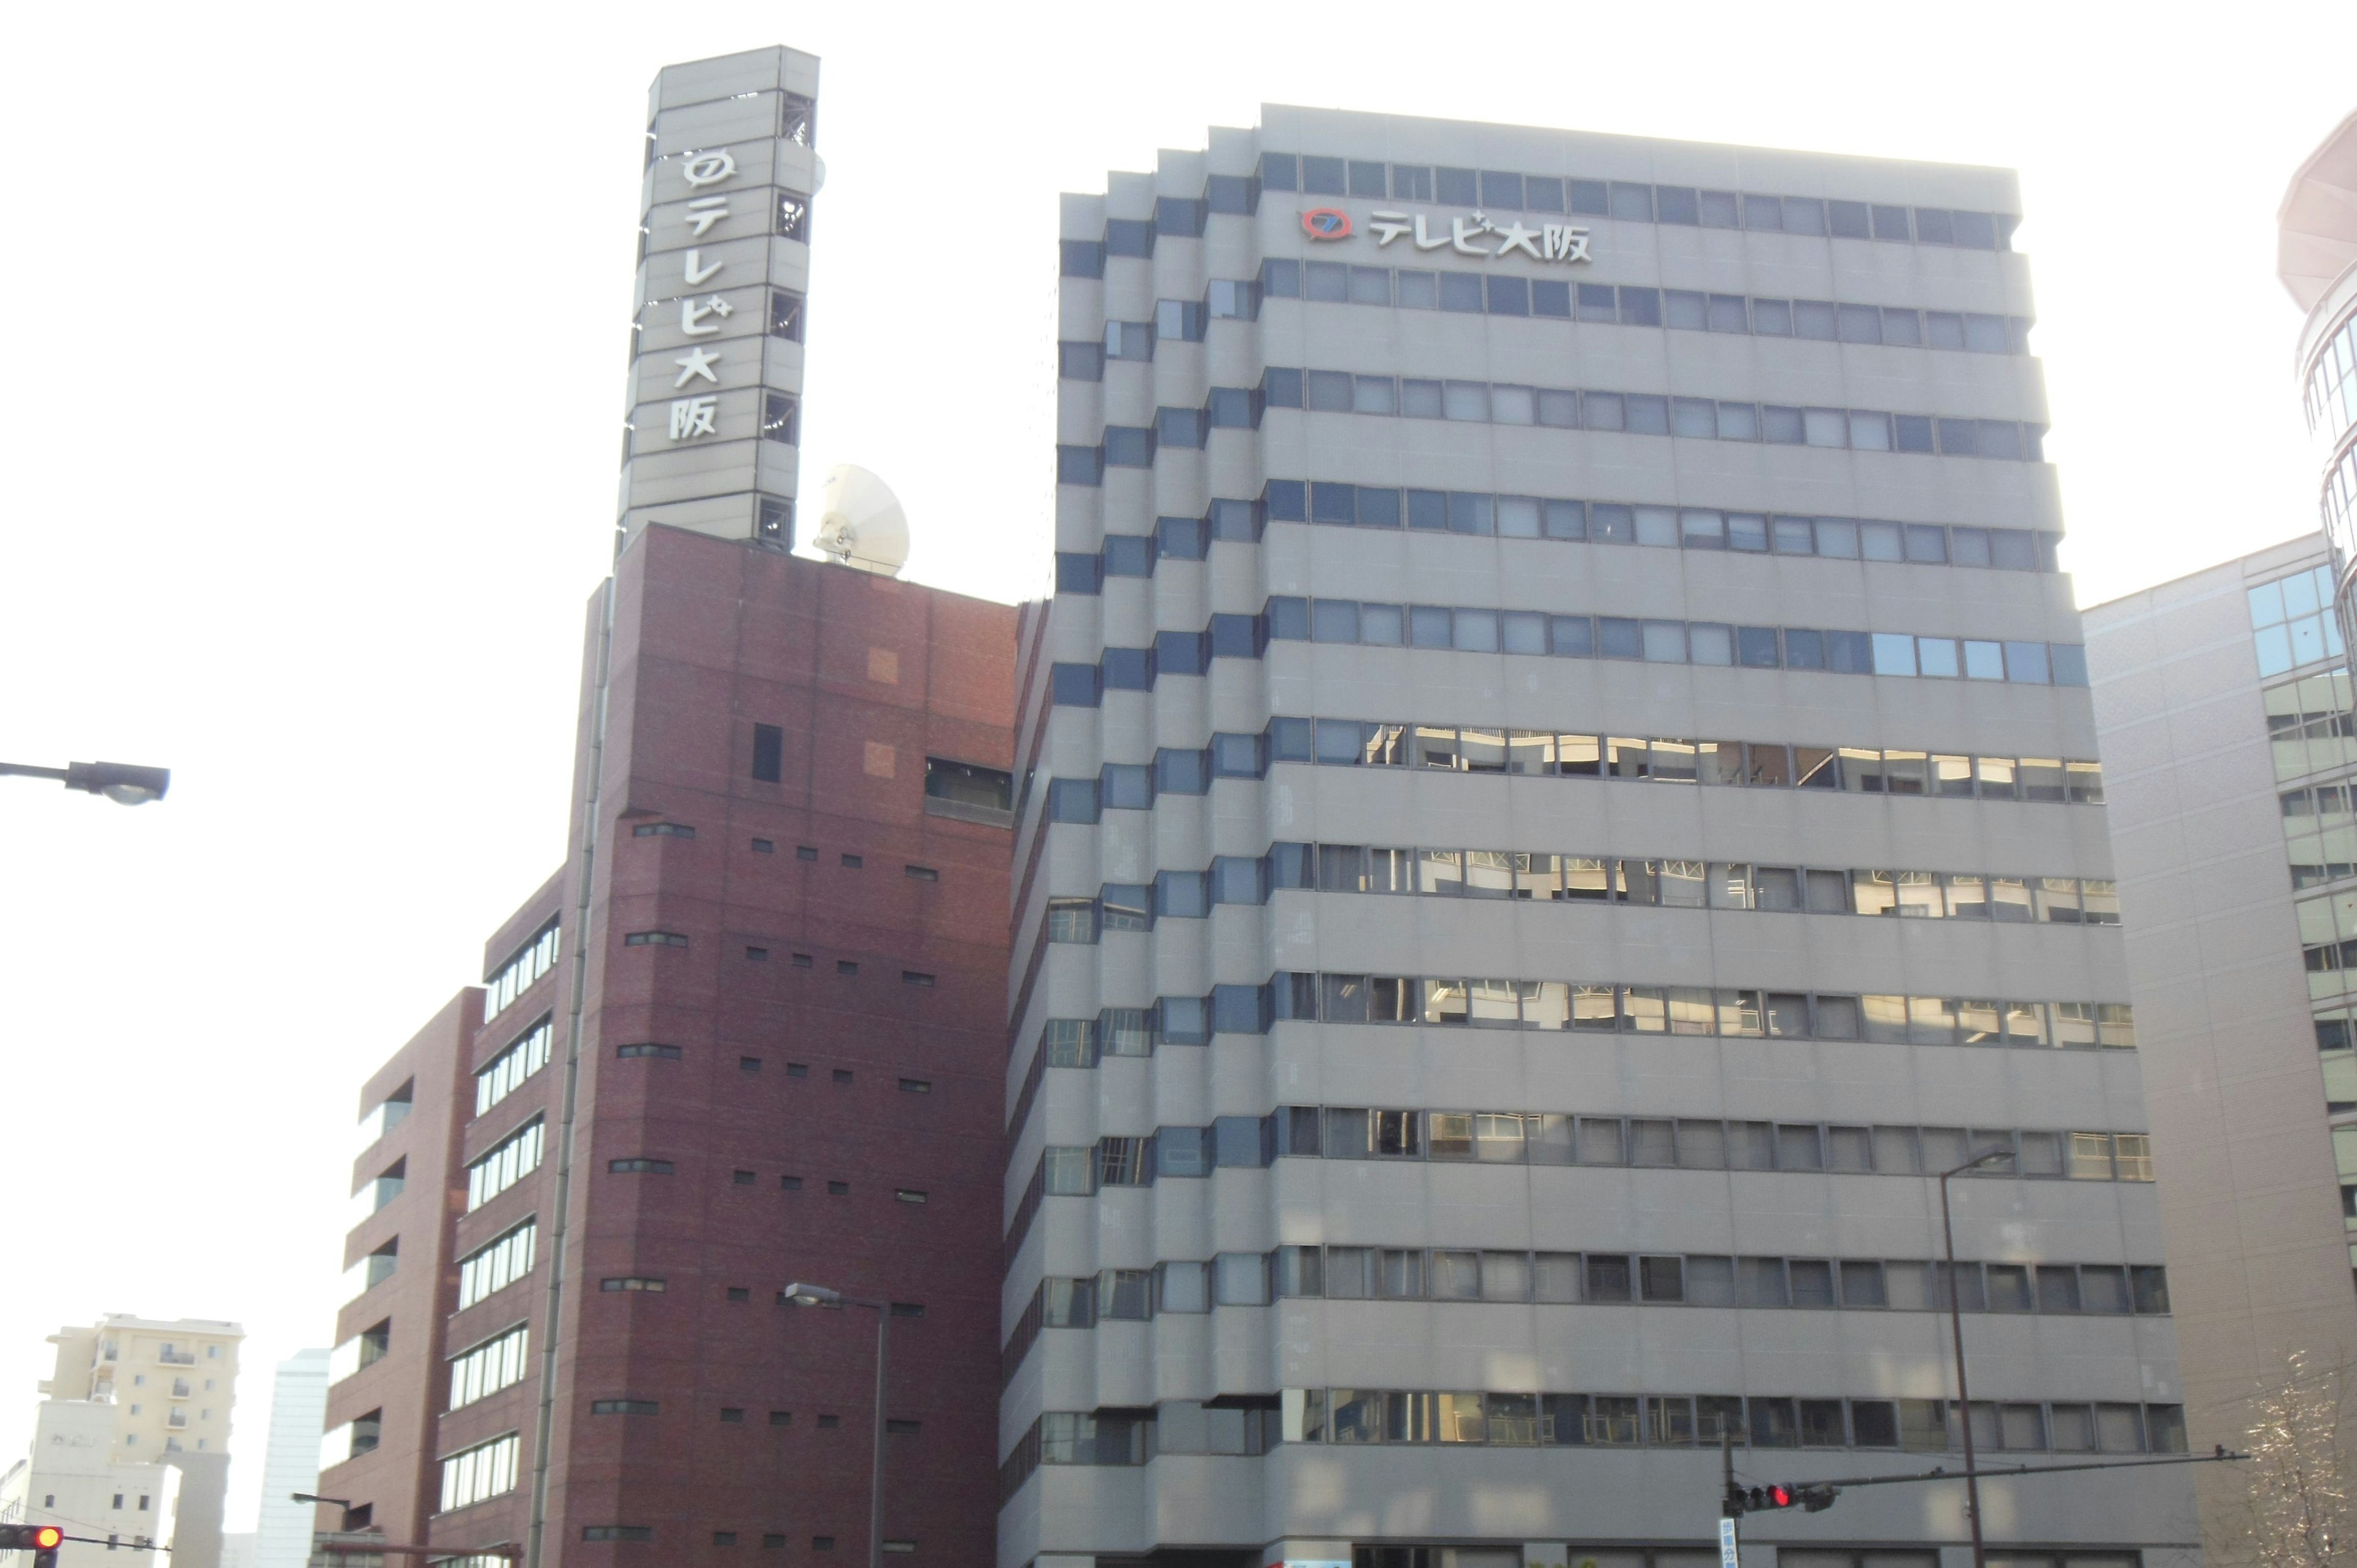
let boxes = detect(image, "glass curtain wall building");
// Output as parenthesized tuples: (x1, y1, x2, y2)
(1006, 108, 2194, 1568)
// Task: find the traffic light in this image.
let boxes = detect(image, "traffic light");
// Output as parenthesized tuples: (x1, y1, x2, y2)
(1725, 1483, 1839, 1516)
(0, 1527, 64, 1551)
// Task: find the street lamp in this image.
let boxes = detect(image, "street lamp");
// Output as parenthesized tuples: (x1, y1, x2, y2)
(783, 1283, 890, 1568)
(0, 760, 170, 805)
(1940, 1145, 2018, 1568)
(291, 1494, 352, 1509)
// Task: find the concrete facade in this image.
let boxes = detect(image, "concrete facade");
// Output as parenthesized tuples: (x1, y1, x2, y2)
(1007, 108, 2193, 1568)
(2084, 533, 2357, 1559)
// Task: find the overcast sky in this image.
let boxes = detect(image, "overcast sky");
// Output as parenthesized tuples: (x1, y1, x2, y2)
(2, 0, 2351, 1535)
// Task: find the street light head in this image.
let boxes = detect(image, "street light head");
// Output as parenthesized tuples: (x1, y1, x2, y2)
(64, 762, 169, 805)
(292, 1493, 351, 1508)
(1965, 1145, 2016, 1172)
(783, 1281, 840, 1307)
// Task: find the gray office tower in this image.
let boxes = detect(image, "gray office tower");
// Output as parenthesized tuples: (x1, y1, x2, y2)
(1004, 109, 2196, 1568)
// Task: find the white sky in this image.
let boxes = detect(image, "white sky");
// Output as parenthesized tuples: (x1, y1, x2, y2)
(2, 0, 2350, 1535)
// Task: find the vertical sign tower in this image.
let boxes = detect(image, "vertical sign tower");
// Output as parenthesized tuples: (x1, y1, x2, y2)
(619, 45, 818, 553)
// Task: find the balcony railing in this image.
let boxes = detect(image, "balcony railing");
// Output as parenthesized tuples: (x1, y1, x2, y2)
(157, 1350, 195, 1367)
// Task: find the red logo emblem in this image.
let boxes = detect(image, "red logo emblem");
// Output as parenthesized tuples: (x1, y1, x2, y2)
(1301, 208, 1352, 240)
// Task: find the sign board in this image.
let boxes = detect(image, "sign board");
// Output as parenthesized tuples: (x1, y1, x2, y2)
(1719, 1516, 1740, 1568)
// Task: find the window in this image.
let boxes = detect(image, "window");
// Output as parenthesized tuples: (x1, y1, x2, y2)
(924, 756, 1013, 821)
(902, 971, 934, 986)
(631, 822, 694, 839)
(581, 1528, 652, 1543)
(616, 1043, 681, 1059)
(466, 1119, 545, 1211)
(896, 1189, 928, 1203)
(600, 1276, 666, 1292)
(761, 393, 799, 445)
(475, 1018, 553, 1116)
(752, 724, 784, 782)
(457, 1221, 536, 1309)
(608, 1158, 675, 1174)
(448, 1325, 528, 1409)
(483, 921, 560, 1021)
(438, 1433, 520, 1512)
(899, 1078, 932, 1093)
(732, 1170, 756, 1185)
(905, 864, 938, 881)
(624, 930, 688, 948)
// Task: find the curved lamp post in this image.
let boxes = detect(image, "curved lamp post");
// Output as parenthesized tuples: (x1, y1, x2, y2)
(783, 1283, 889, 1568)
(0, 760, 169, 805)
(1941, 1145, 2018, 1568)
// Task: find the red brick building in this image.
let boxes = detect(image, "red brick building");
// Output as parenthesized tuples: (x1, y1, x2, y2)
(321, 525, 1018, 1568)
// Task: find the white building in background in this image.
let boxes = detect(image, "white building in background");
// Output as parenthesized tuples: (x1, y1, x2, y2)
(0, 1399, 179, 1568)
(220, 1533, 257, 1568)
(252, 1351, 328, 1568)
(18, 1316, 244, 1568)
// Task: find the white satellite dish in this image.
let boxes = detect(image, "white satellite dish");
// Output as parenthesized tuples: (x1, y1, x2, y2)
(813, 464, 910, 577)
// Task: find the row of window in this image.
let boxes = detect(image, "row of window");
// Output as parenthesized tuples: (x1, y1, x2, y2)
(1245, 259, 2034, 352)
(2306, 307, 2357, 448)
(1055, 487, 2057, 587)
(1058, 371, 2049, 477)
(1038, 724, 2103, 823)
(1033, 984, 2127, 1070)
(1039, 1112, 2149, 1191)
(482, 919, 559, 1021)
(438, 1431, 519, 1514)
(582, 1530, 895, 1553)
(465, 1119, 544, 1214)
(1003, 1253, 2165, 1379)
(2249, 562, 2347, 678)
(1009, 976, 2134, 1081)
(1048, 846, 2118, 929)
(474, 1016, 551, 1118)
(611, 1158, 918, 1200)
(1008, 1108, 2153, 1249)
(1006, 988, 2130, 1146)
(1049, 604, 2086, 704)
(448, 1324, 528, 1410)
(2326, 441, 2357, 573)
(1057, 160, 2017, 269)
(457, 1219, 536, 1311)
(1260, 366, 2047, 458)
(1001, 1392, 2177, 1501)
(1262, 153, 2021, 247)
(1301, 1391, 2180, 1454)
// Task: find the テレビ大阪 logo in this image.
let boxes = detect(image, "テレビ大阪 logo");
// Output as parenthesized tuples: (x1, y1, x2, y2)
(1302, 206, 1592, 263)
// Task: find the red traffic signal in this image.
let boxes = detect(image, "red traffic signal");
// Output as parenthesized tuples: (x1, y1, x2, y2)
(0, 1526, 65, 1550)
(1728, 1483, 1836, 1516)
